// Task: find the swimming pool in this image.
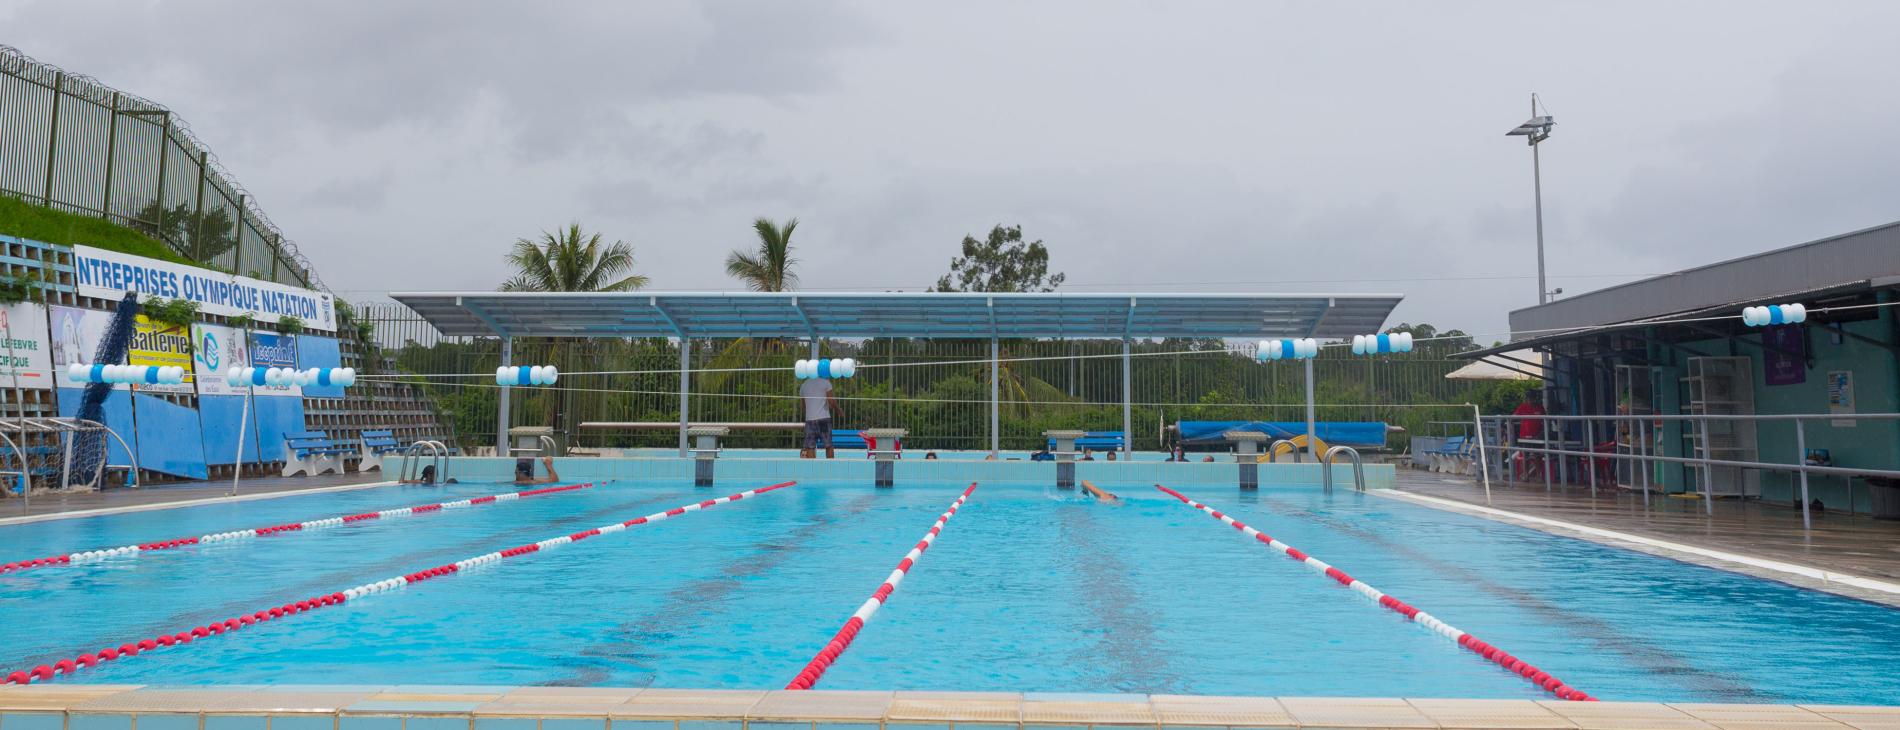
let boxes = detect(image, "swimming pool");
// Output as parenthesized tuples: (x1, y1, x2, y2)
(3, 478, 1897, 704)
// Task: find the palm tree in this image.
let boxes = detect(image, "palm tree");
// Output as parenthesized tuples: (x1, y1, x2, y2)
(725, 217, 800, 292)
(500, 223, 649, 292)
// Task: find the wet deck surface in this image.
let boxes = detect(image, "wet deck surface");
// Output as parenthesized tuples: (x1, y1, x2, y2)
(0, 472, 389, 523)
(1393, 468, 1900, 584)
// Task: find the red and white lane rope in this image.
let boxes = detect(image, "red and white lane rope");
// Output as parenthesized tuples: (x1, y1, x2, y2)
(3, 481, 794, 685)
(0, 483, 595, 575)
(786, 482, 978, 690)
(1154, 485, 1596, 702)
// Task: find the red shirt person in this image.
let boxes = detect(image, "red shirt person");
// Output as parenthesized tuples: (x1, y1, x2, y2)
(1513, 391, 1545, 441)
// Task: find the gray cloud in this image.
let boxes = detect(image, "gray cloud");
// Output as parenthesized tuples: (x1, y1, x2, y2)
(6, 0, 1898, 340)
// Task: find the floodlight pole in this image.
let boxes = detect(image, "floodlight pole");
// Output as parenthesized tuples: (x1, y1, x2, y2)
(496, 336, 512, 456)
(1532, 111, 1548, 306)
(1304, 357, 1317, 455)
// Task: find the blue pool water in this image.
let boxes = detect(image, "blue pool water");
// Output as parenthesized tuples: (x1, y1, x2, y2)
(2, 479, 1897, 703)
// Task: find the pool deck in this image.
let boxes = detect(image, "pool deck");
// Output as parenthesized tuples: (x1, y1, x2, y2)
(1, 685, 1896, 730)
(1386, 469, 1900, 606)
(0, 472, 393, 525)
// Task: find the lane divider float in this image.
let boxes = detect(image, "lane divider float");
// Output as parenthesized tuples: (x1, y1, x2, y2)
(3, 481, 795, 685)
(786, 482, 978, 690)
(0, 483, 596, 575)
(1154, 484, 1595, 701)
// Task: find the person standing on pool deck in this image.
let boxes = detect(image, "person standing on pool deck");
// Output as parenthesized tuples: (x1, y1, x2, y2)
(800, 373, 844, 459)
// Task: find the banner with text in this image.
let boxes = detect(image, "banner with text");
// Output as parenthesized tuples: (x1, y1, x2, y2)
(131, 314, 195, 394)
(246, 331, 303, 398)
(191, 322, 250, 397)
(0, 302, 53, 391)
(51, 306, 201, 393)
(72, 245, 335, 332)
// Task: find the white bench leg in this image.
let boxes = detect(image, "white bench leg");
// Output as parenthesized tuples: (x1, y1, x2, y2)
(357, 446, 381, 472)
(282, 454, 309, 478)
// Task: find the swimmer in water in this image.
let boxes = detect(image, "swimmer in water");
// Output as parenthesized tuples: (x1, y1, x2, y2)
(1079, 479, 1120, 503)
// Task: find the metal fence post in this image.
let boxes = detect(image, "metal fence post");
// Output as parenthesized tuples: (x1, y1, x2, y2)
(153, 112, 173, 242)
(496, 336, 511, 456)
(190, 150, 209, 260)
(41, 71, 63, 205)
(1584, 418, 1597, 497)
(231, 194, 247, 275)
(1470, 404, 1492, 505)
(1795, 418, 1812, 531)
(100, 91, 120, 216)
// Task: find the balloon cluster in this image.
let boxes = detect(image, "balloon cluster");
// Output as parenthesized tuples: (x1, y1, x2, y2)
(1256, 338, 1319, 361)
(795, 358, 857, 379)
(495, 365, 559, 386)
(225, 367, 357, 388)
(1741, 303, 1807, 326)
(1351, 332, 1415, 355)
(66, 364, 187, 385)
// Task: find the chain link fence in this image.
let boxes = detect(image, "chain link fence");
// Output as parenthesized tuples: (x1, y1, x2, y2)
(359, 302, 1525, 453)
(0, 44, 320, 288)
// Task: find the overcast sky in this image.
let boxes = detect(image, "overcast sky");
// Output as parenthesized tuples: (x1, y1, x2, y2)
(6, 1, 1897, 340)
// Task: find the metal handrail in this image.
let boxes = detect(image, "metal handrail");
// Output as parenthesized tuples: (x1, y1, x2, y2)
(538, 434, 558, 456)
(422, 440, 450, 482)
(399, 440, 448, 482)
(1473, 411, 1900, 530)
(1321, 445, 1366, 492)
(1266, 439, 1300, 463)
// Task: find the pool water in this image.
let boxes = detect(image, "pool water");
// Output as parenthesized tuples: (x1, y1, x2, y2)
(2, 479, 1897, 703)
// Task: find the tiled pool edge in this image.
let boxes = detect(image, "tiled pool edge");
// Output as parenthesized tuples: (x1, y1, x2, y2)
(0, 481, 402, 528)
(1, 686, 1895, 730)
(1377, 489, 1900, 608)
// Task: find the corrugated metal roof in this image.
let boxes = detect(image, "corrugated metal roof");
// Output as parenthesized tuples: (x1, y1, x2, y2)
(1509, 220, 1900, 336)
(388, 291, 1404, 339)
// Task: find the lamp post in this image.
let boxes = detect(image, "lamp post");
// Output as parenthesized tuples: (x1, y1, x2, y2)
(1505, 97, 1555, 304)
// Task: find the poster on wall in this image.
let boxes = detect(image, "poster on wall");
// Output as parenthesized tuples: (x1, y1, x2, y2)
(0, 302, 54, 390)
(129, 314, 194, 394)
(49, 306, 200, 393)
(1762, 325, 1806, 386)
(247, 331, 302, 398)
(191, 322, 250, 397)
(49, 305, 126, 391)
(1827, 370, 1855, 428)
(70, 245, 336, 332)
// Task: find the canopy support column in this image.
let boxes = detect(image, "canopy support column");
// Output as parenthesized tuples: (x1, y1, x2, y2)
(496, 336, 512, 456)
(989, 336, 1000, 456)
(1304, 356, 1317, 457)
(1122, 337, 1133, 456)
(678, 338, 691, 458)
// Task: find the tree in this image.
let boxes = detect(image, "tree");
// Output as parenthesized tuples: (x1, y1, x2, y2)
(131, 200, 239, 262)
(725, 217, 800, 292)
(933, 224, 1064, 293)
(499, 223, 648, 292)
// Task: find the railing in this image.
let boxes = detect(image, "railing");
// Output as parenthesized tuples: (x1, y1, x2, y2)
(1474, 412, 1900, 530)
(398, 440, 449, 483)
(1320, 445, 1366, 492)
(1266, 439, 1300, 463)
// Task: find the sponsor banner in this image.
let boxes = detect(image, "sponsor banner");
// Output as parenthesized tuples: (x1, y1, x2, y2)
(50, 306, 201, 393)
(0, 302, 54, 391)
(71, 245, 335, 332)
(191, 322, 250, 397)
(131, 314, 195, 394)
(49, 305, 126, 391)
(247, 331, 302, 398)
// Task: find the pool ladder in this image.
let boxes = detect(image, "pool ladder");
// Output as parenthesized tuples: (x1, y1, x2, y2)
(1320, 445, 1366, 492)
(399, 440, 451, 483)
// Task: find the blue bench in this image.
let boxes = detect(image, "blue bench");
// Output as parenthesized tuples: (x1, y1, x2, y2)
(357, 430, 405, 473)
(1047, 431, 1125, 453)
(829, 430, 867, 449)
(283, 431, 351, 477)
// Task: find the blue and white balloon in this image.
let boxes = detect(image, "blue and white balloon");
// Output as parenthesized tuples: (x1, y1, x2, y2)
(65, 363, 188, 385)
(1742, 303, 1806, 327)
(1256, 338, 1319, 361)
(794, 358, 856, 379)
(494, 365, 558, 386)
(1351, 332, 1414, 355)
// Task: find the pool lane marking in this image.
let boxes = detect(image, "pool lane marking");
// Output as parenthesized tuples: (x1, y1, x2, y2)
(786, 482, 978, 691)
(1, 480, 795, 686)
(0, 479, 406, 528)
(1154, 484, 1596, 702)
(1379, 489, 1900, 601)
(0, 483, 598, 575)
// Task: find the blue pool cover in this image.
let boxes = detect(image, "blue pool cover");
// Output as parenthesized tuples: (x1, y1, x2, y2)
(1177, 420, 1389, 447)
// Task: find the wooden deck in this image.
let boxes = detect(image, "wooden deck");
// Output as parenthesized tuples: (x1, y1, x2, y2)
(1391, 468, 1900, 599)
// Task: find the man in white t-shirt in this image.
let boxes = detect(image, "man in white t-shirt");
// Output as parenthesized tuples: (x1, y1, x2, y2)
(799, 376, 843, 459)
